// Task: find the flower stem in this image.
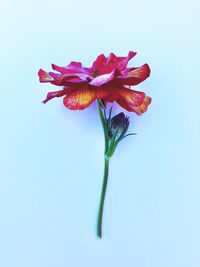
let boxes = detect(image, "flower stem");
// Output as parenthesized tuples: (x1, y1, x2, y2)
(96, 99, 110, 238)
(97, 156, 109, 238)
(96, 100, 132, 237)
(96, 100, 108, 154)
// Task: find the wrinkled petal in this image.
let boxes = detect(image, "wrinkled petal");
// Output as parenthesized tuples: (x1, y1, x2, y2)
(127, 63, 150, 80)
(103, 86, 145, 107)
(49, 72, 91, 85)
(38, 69, 54, 82)
(113, 64, 150, 86)
(123, 96, 152, 115)
(63, 85, 108, 110)
(91, 51, 136, 74)
(89, 69, 121, 86)
(116, 90, 151, 114)
(49, 72, 79, 80)
(39, 69, 91, 86)
(52, 61, 91, 75)
(43, 87, 74, 104)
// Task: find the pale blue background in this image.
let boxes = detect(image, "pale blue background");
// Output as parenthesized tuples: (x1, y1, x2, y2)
(0, 0, 200, 266)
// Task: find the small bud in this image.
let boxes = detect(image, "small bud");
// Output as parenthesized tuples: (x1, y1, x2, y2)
(111, 112, 128, 130)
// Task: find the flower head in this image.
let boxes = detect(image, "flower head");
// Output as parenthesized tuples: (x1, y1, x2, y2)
(38, 51, 151, 115)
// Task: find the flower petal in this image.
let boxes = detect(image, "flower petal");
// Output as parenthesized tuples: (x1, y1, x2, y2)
(63, 85, 108, 110)
(38, 69, 54, 82)
(125, 96, 152, 115)
(91, 51, 136, 74)
(103, 86, 145, 107)
(49, 72, 91, 86)
(38, 68, 89, 86)
(52, 61, 90, 75)
(128, 63, 150, 79)
(43, 87, 74, 104)
(89, 69, 121, 86)
(114, 64, 150, 86)
(117, 92, 151, 114)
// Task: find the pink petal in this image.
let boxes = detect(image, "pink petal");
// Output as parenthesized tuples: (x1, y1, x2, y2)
(91, 51, 136, 74)
(101, 85, 145, 107)
(43, 87, 74, 104)
(38, 69, 54, 83)
(89, 69, 121, 86)
(52, 61, 91, 76)
(49, 72, 91, 84)
(112, 64, 150, 86)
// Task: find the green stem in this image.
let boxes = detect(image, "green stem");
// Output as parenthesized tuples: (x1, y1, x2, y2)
(97, 100, 108, 154)
(96, 99, 110, 238)
(97, 156, 109, 238)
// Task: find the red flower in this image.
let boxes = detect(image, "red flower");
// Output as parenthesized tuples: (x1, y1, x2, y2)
(38, 51, 151, 115)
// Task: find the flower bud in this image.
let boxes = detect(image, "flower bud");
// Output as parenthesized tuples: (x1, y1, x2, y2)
(111, 112, 128, 131)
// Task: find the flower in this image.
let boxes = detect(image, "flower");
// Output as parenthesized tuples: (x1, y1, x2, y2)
(39, 51, 152, 238)
(38, 51, 151, 115)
